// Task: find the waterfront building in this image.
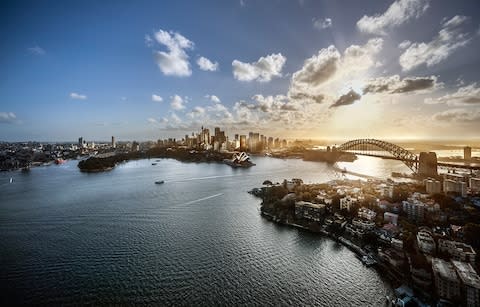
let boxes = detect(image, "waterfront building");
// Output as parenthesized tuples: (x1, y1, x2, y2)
(464, 146, 472, 160)
(340, 196, 357, 211)
(416, 227, 436, 255)
(384, 212, 398, 225)
(111, 136, 116, 149)
(425, 178, 442, 194)
(451, 260, 480, 307)
(438, 239, 476, 264)
(402, 199, 426, 223)
(295, 201, 325, 222)
(432, 258, 461, 301)
(357, 207, 376, 221)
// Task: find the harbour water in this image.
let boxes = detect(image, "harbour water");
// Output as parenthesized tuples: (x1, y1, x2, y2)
(0, 157, 400, 305)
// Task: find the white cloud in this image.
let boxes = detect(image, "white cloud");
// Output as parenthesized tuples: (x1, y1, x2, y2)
(240, 0, 246, 7)
(147, 118, 158, 124)
(144, 34, 153, 47)
(425, 83, 480, 105)
(151, 29, 194, 77)
(197, 56, 219, 71)
(0, 112, 17, 124)
(398, 40, 412, 49)
(70, 92, 87, 100)
(170, 95, 186, 110)
(432, 108, 480, 123)
(205, 95, 221, 103)
(313, 18, 332, 30)
(399, 15, 471, 71)
(357, 0, 430, 35)
(187, 106, 206, 118)
(232, 53, 286, 82)
(152, 94, 163, 102)
(289, 38, 383, 102)
(28, 45, 46, 55)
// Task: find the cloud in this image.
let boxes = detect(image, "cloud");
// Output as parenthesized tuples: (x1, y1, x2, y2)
(147, 118, 158, 124)
(290, 46, 340, 89)
(144, 34, 153, 47)
(398, 40, 412, 49)
(288, 92, 325, 104)
(170, 95, 186, 110)
(28, 45, 46, 55)
(0, 112, 17, 124)
(205, 95, 221, 103)
(432, 108, 480, 123)
(187, 106, 206, 118)
(151, 29, 194, 77)
(289, 38, 383, 102)
(313, 18, 332, 30)
(330, 90, 361, 108)
(251, 94, 298, 112)
(240, 0, 246, 7)
(197, 56, 219, 71)
(357, 0, 430, 35)
(70, 92, 87, 100)
(232, 53, 286, 82)
(363, 75, 438, 94)
(399, 15, 471, 71)
(425, 83, 480, 105)
(152, 94, 163, 102)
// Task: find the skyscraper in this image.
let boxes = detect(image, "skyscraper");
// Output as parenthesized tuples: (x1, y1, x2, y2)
(111, 136, 116, 149)
(464, 146, 472, 160)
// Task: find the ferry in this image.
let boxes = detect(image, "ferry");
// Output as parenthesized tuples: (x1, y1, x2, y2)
(155, 180, 165, 184)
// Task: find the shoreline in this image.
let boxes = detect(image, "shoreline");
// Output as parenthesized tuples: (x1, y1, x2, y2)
(260, 211, 403, 285)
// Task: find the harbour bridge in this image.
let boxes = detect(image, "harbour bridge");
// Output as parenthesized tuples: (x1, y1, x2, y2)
(335, 138, 480, 176)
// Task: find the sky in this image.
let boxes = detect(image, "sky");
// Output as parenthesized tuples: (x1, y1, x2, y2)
(1, 0, 480, 142)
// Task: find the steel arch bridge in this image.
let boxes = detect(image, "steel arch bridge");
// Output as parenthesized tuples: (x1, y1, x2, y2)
(337, 138, 419, 173)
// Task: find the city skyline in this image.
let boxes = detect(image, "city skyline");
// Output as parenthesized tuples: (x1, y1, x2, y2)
(2, 0, 480, 142)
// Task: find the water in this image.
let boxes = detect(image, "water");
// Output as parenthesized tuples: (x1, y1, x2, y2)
(0, 157, 396, 305)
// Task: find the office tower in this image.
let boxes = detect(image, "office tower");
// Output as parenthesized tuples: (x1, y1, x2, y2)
(464, 146, 472, 160)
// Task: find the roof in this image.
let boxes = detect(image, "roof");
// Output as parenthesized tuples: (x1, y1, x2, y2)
(451, 260, 480, 289)
(432, 258, 459, 283)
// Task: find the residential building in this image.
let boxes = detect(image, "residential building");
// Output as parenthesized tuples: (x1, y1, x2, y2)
(358, 207, 376, 221)
(294, 201, 325, 222)
(402, 199, 426, 222)
(384, 212, 399, 225)
(425, 178, 442, 194)
(443, 179, 467, 197)
(340, 196, 357, 211)
(464, 146, 472, 160)
(438, 239, 476, 264)
(470, 177, 480, 193)
(352, 218, 375, 230)
(432, 258, 461, 301)
(451, 260, 480, 307)
(416, 227, 436, 255)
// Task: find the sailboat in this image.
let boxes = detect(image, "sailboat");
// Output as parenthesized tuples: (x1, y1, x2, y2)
(9, 177, 13, 183)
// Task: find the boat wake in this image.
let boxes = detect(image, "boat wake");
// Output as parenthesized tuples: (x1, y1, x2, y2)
(179, 193, 224, 206)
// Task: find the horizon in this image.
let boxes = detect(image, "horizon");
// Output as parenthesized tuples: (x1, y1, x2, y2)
(1, 0, 480, 141)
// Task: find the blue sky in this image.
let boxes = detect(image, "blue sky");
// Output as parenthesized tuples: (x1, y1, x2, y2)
(1, 0, 480, 142)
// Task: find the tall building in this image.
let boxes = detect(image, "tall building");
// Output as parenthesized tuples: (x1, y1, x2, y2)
(402, 199, 426, 222)
(451, 260, 480, 307)
(432, 258, 461, 301)
(464, 146, 472, 160)
(239, 135, 247, 151)
(425, 178, 442, 194)
(111, 136, 116, 149)
(78, 137, 83, 148)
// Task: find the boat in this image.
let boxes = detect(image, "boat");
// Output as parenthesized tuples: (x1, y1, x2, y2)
(9, 177, 13, 183)
(155, 180, 165, 184)
(223, 152, 255, 168)
(152, 163, 157, 165)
